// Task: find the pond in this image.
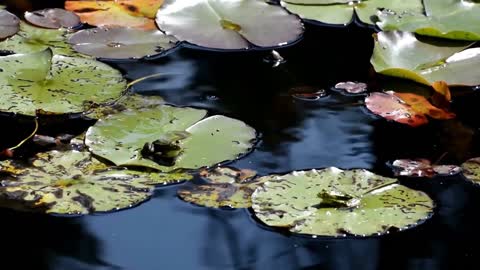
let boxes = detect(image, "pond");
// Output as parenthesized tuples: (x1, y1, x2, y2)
(0, 0, 479, 269)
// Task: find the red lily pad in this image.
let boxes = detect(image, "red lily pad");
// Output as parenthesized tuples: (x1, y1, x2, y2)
(25, 8, 80, 29)
(0, 10, 20, 39)
(334, 81, 367, 94)
(392, 159, 461, 178)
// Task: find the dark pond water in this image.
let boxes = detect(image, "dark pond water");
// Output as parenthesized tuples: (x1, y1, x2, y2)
(1, 1, 480, 270)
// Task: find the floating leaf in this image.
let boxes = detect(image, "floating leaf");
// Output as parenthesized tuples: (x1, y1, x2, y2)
(281, 0, 423, 26)
(0, 22, 78, 55)
(178, 167, 263, 208)
(378, 0, 480, 41)
(0, 9, 20, 39)
(0, 49, 126, 116)
(65, 0, 163, 30)
(461, 157, 480, 186)
(371, 31, 480, 86)
(85, 93, 165, 119)
(365, 91, 455, 127)
(252, 168, 434, 237)
(392, 159, 461, 177)
(86, 106, 257, 172)
(0, 150, 154, 215)
(334, 81, 367, 94)
(68, 26, 178, 59)
(156, 0, 304, 50)
(25, 8, 81, 29)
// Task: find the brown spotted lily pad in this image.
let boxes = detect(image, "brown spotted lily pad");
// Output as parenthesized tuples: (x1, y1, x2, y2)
(178, 167, 263, 208)
(365, 91, 455, 127)
(252, 168, 434, 237)
(461, 157, 480, 186)
(392, 159, 461, 178)
(25, 8, 81, 29)
(0, 150, 155, 215)
(0, 9, 20, 39)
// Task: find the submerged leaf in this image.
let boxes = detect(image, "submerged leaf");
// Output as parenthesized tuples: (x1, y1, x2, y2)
(0, 150, 154, 215)
(68, 26, 178, 59)
(156, 0, 304, 50)
(178, 167, 262, 208)
(252, 168, 434, 237)
(371, 31, 480, 86)
(25, 8, 81, 29)
(0, 9, 20, 39)
(392, 159, 461, 177)
(0, 49, 126, 116)
(86, 106, 257, 172)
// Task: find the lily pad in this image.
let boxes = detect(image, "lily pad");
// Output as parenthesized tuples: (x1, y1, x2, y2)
(0, 49, 126, 116)
(0, 22, 78, 56)
(68, 26, 178, 59)
(178, 167, 262, 208)
(365, 91, 455, 127)
(156, 0, 304, 50)
(86, 106, 257, 172)
(0, 150, 154, 215)
(85, 93, 165, 119)
(25, 8, 81, 29)
(65, 0, 163, 30)
(392, 159, 461, 178)
(461, 157, 480, 186)
(281, 0, 423, 26)
(378, 0, 480, 41)
(334, 81, 367, 95)
(371, 31, 480, 86)
(252, 168, 434, 237)
(0, 9, 20, 39)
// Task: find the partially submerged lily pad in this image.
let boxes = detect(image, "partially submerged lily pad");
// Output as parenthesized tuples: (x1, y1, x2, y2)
(86, 106, 257, 172)
(68, 26, 178, 59)
(334, 81, 367, 95)
(0, 9, 20, 39)
(0, 150, 154, 215)
(25, 8, 81, 29)
(365, 91, 455, 127)
(0, 49, 126, 116)
(252, 168, 434, 237)
(371, 31, 480, 86)
(378, 0, 480, 41)
(461, 157, 480, 186)
(178, 167, 263, 208)
(85, 93, 165, 119)
(281, 0, 423, 26)
(156, 0, 304, 50)
(392, 159, 461, 178)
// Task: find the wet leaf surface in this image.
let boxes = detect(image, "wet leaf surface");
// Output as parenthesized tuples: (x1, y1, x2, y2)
(0, 9, 20, 39)
(461, 157, 480, 186)
(68, 26, 178, 59)
(371, 31, 480, 86)
(0, 150, 154, 215)
(392, 159, 461, 177)
(0, 49, 126, 116)
(85, 93, 165, 119)
(365, 91, 455, 127)
(334, 81, 367, 95)
(178, 167, 263, 208)
(25, 8, 80, 29)
(156, 0, 304, 50)
(252, 168, 434, 237)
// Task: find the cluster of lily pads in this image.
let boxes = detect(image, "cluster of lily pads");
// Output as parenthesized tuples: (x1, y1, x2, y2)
(0, 0, 478, 238)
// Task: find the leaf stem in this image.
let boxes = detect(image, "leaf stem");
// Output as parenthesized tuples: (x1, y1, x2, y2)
(9, 118, 39, 151)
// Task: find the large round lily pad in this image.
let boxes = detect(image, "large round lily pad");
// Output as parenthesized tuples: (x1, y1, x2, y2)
(68, 26, 178, 59)
(461, 157, 480, 186)
(378, 0, 480, 41)
(85, 105, 257, 171)
(281, 0, 423, 26)
(156, 0, 304, 50)
(0, 9, 20, 39)
(0, 150, 154, 215)
(0, 49, 126, 116)
(25, 8, 81, 29)
(252, 168, 434, 237)
(371, 31, 480, 86)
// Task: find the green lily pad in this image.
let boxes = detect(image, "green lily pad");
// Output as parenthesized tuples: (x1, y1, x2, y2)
(378, 0, 480, 41)
(178, 167, 262, 208)
(0, 150, 154, 215)
(85, 93, 165, 119)
(86, 105, 257, 172)
(371, 31, 480, 86)
(252, 168, 434, 237)
(156, 0, 304, 50)
(68, 26, 178, 59)
(25, 8, 81, 29)
(0, 10, 20, 39)
(0, 22, 80, 56)
(461, 157, 480, 186)
(281, 0, 423, 26)
(0, 49, 126, 116)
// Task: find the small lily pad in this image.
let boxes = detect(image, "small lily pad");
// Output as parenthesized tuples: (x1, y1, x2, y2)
(371, 31, 480, 86)
(0, 49, 126, 116)
(334, 81, 367, 95)
(68, 26, 178, 59)
(0, 9, 20, 39)
(392, 159, 461, 178)
(0, 150, 154, 215)
(281, 0, 423, 26)
(178, 167, 263, 208)
(25, 8, 81, 29)
(86, 106, 257, 172)
(252, 168, 434, 237)
(156, 0, 304, 50)
(461, 157, 480, 186)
